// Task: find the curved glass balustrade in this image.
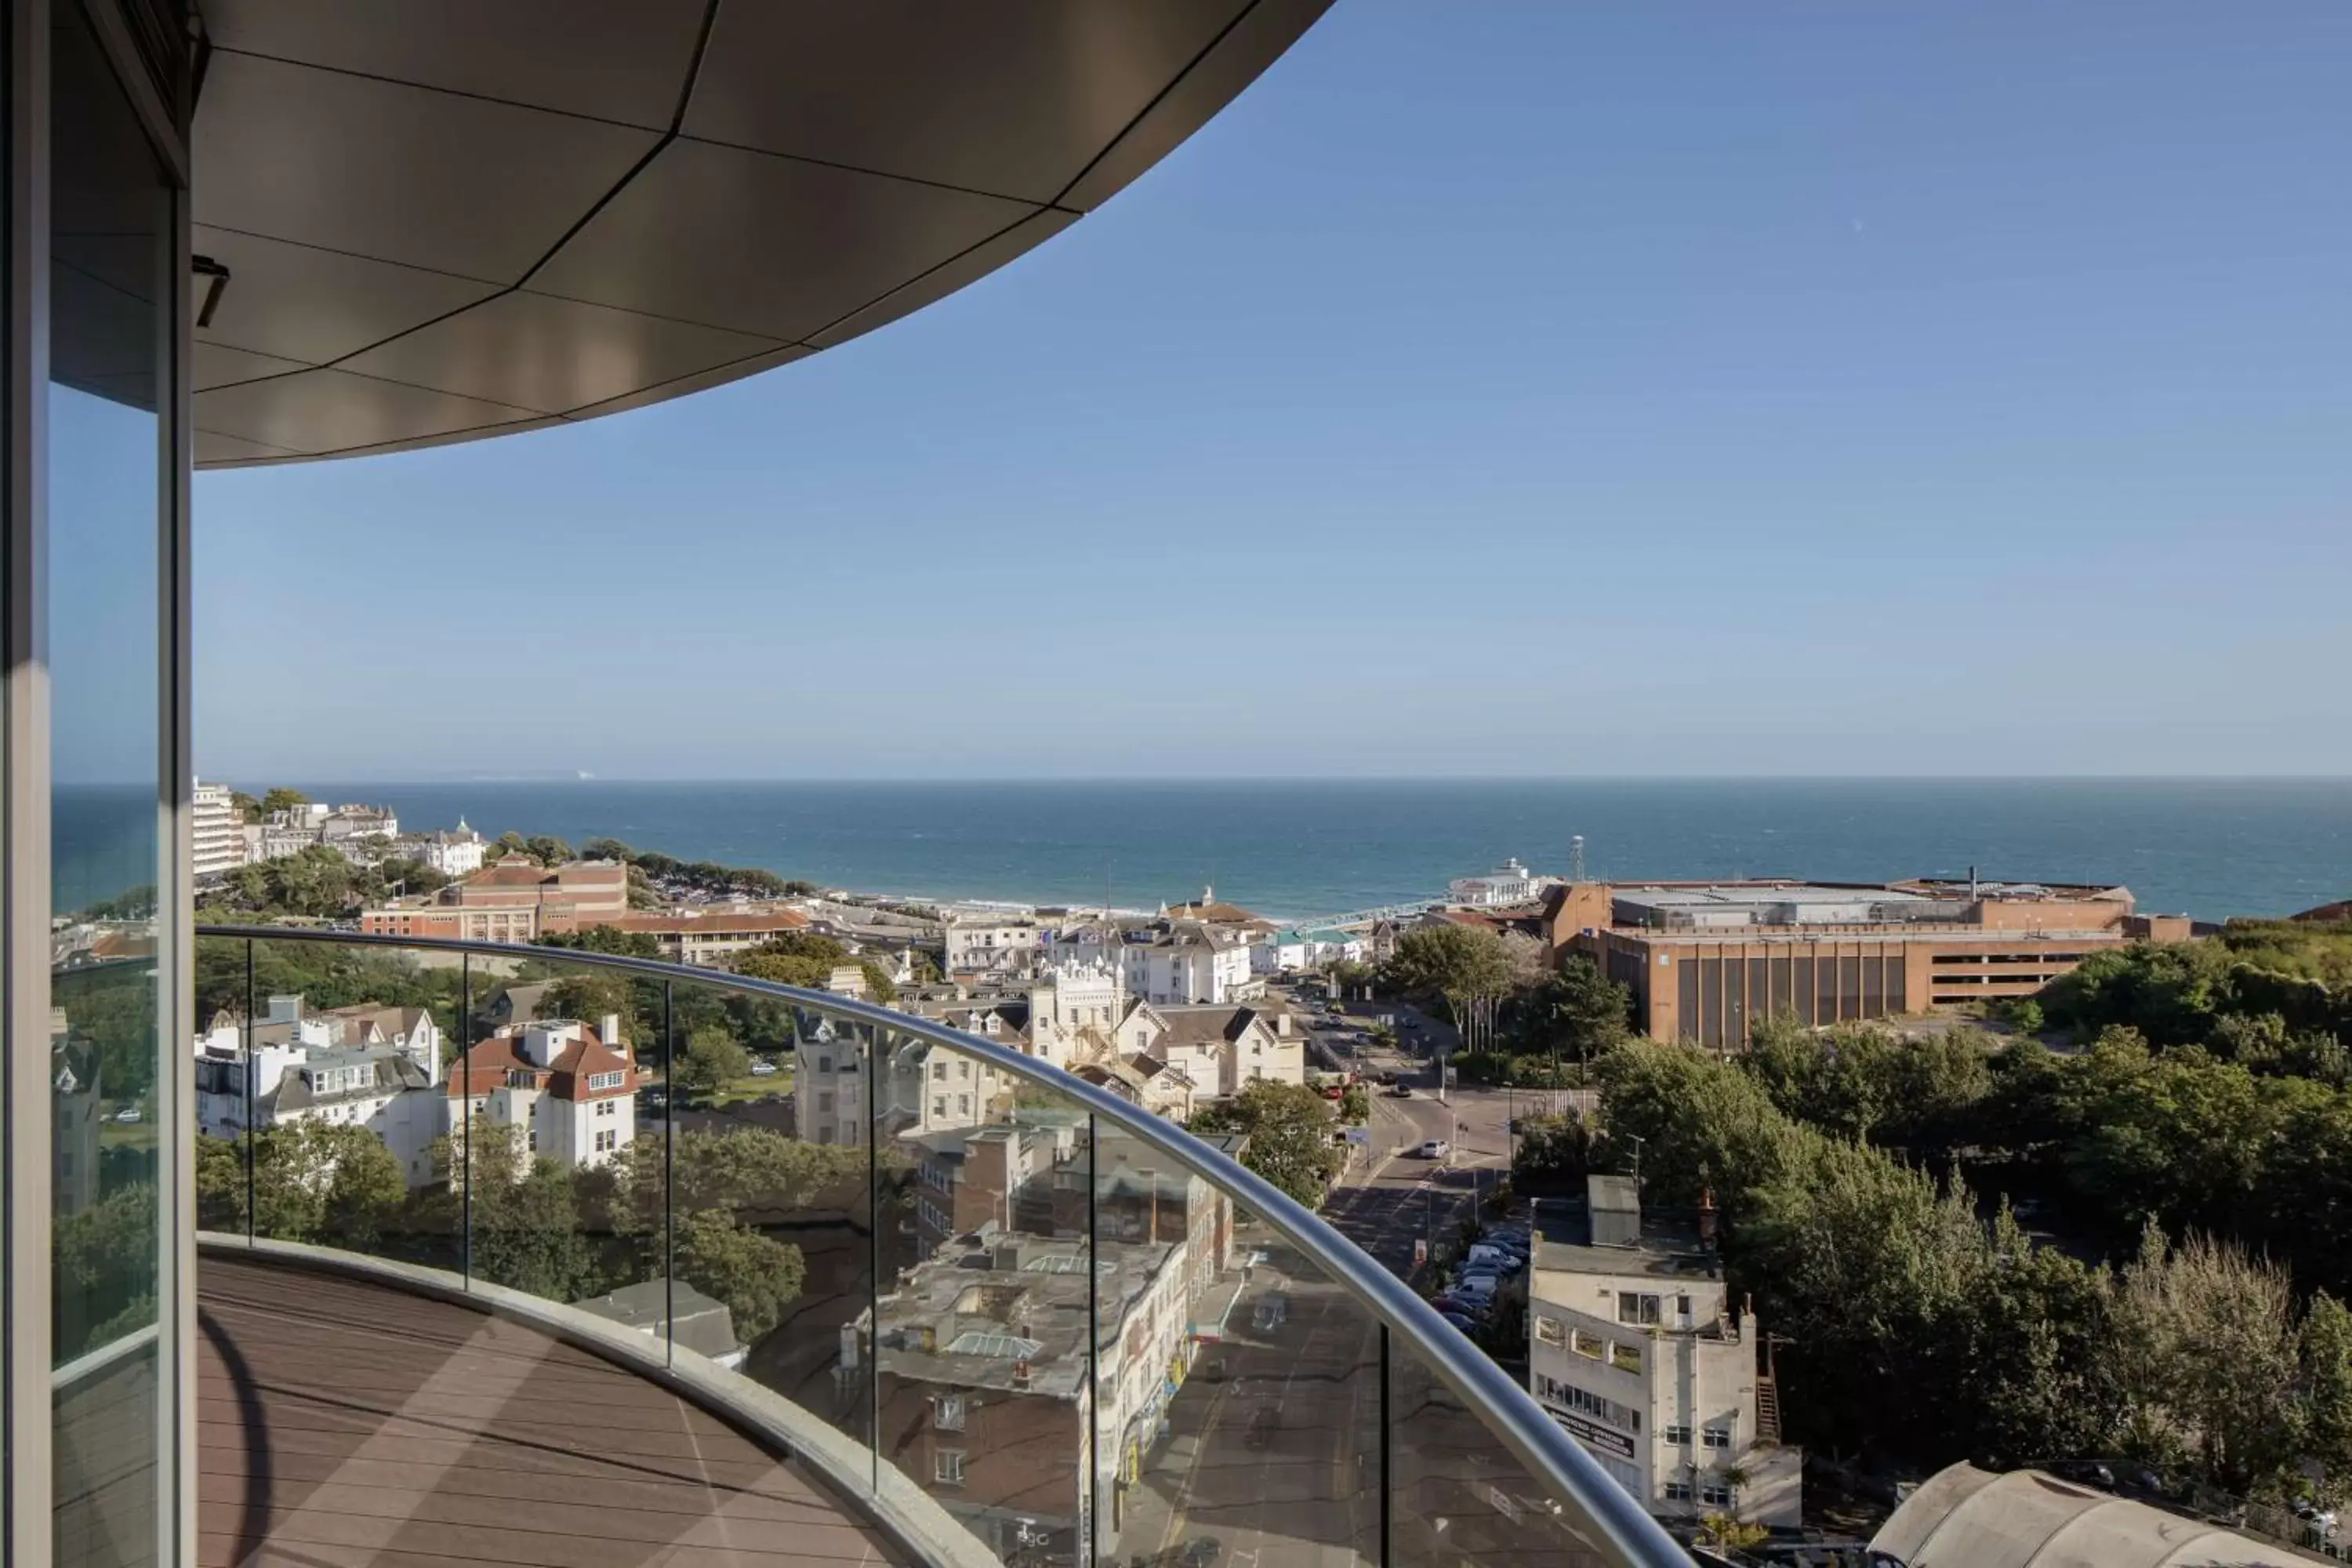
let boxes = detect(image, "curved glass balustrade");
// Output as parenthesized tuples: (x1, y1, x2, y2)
(193, 926, 1687, 1568)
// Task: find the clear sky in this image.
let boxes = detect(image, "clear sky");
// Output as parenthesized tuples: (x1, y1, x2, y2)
(194, 1, 2352, 781)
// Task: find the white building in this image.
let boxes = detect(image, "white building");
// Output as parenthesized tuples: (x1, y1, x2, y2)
(192, 995, 452, 1188)
(1449, 857, 1542, 907)
(452, 1016, 637, 1171)
(412, 819, 486, 877)
(1526, 1177, 1801, 1529)
(793, 1018, 868, 1149)
(320, 803, 398, 844)
(942, 916, 1039, 979)
(1023, 962, 1121, 1069)
(1058, 920, 1257, 1006)
(192, 779, 248, 878)
(1113, 1002, 1305, 1099)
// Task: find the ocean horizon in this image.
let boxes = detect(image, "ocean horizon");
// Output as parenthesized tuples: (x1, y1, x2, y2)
(202, 776, 2352, 927)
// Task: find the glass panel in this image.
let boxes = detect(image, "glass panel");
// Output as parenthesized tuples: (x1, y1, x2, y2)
(236, 935, 466, 1272)
(51, 3, 171, 1563)
(441, 950, 661, 1319)
(662, 970, 871, 1442)
(873, 1033, 1086, 1563)
(1097, 1113, 1381, 1568)
(1390, 1340, 1614, 1568)
(191, 935, 253, 1237)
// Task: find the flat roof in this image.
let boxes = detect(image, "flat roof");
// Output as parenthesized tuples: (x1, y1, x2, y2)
(1614, 884, 1939, 911)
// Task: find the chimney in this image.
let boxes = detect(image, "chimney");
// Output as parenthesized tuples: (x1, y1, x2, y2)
(1969, 864, 1978, 900)
(1698, 1186, 1719, 1250)
(600, 1013, 622, 1047)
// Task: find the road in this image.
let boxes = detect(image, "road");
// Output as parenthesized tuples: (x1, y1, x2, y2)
(1102, 993, 1597, 1566)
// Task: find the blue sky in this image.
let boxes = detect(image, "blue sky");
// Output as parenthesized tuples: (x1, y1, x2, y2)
(194, 2, 2352, 780)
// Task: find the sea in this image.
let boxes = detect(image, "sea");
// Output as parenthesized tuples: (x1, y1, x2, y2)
(193, 778, 2352, 926)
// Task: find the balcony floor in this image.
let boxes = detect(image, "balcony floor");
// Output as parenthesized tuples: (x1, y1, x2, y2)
(199, 1255, 905, 1568)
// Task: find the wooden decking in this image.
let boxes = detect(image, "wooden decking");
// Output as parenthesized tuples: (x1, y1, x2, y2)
(199, 1255, 906, 1568)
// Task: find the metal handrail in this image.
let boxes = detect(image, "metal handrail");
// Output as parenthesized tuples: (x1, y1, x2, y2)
(197, 922, 1691, 1568)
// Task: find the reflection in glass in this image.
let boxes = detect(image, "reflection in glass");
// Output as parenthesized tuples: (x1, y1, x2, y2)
(49, 5, 171, 1566)
(873, 1037, 1092, 1564)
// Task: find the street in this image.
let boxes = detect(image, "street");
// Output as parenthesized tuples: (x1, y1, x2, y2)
(1099, 988, 1600, 1566)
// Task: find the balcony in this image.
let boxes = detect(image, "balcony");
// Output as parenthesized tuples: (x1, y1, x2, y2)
(185, 927, 1690, 1568)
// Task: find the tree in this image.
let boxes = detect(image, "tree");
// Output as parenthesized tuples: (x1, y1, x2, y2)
(736, 951, 829, 989)
(196, 1122, 405, 1247)
(260, 787, 307, 817)
(375, 856, 450, 895)
(2301, 1292, 2352, 1498)
(543, 971, 639, 1044)
(2108, 1228, 2303, 1491)
(1515, 955, 1632, 1071)
(1382, 926, 1513, 1037)
(230, 789, 262, 822)
(672, 1023, 751, 1098)
(858, 960, 898, 1004)
(536, 926, 662, 958)
(524, 835, 575, 867)
(1189, 1083, 1343, 1208)
(1511, 1112, 1606, 1193)
(674, 1209, 805, 1341)
(1338, 1083, 1370, 1123)
(752, 932, 850, 965)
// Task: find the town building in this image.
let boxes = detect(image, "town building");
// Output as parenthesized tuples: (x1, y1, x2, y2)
(1054, 921, 1270, 1006)
(1114, 1002, 1305, 1099)
(449, 1016, 638, 1171)
(192, 995, 449, 1188)
(407, 819, 487, 878)
(906, 1115, 1083, 1258)
(942, 916, 1040, 979)
(863, 1229, 1195, 1563)
(1527, 1177, 1801, 1529)
(192, 779, 247, 878)
(610, 907, 813, 967)
(361, 856, 630, 942)
(1021, 962, 1121, 1069)
(1450, 857, 1544, 906)
(1544, 878, 2193, 1048)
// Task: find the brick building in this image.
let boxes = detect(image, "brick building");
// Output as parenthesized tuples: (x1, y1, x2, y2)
(1544, 877, 2193, 1048)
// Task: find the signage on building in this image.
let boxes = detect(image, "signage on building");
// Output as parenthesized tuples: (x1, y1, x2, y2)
(1547, 1407, 1635, 1461)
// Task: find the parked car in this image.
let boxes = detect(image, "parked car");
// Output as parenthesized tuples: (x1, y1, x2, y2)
(1418, 1138, 1450, 1159)
(1184, 1537, 1224, 1567)
(1428, 1294, 1490, 1319)
(748, 1058, 779, 1076)
(114, 1105, 142, 1123)
(1436, 1311, 1480, 1333)
(1253, 1294, 1288, 1332)
(1454, 1275, 1501, 1301)
(1465, 1244, 1524, 1272)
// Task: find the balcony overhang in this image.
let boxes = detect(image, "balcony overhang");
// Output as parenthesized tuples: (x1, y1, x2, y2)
(188, 0, 1330, 468)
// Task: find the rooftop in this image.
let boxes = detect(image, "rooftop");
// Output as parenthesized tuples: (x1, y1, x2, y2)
(1529, 1178, 1725, 1283)
(873, 1232, 1178, 1401)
